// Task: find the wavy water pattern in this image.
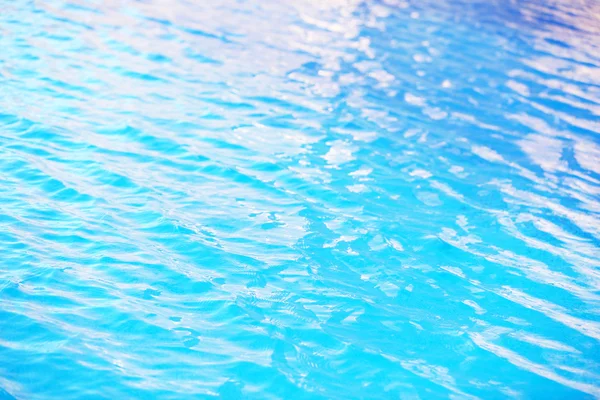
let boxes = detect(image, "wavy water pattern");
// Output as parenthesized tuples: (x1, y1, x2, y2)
(1, 0, 600, 398)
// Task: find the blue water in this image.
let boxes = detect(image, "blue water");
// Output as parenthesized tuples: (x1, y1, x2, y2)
(1, 0, 600, 398)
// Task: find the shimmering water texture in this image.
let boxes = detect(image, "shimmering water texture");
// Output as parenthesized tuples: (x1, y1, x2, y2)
(1, 0, 600, 398)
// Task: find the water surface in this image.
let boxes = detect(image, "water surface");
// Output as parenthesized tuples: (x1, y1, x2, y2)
(1, 0, 600, 398)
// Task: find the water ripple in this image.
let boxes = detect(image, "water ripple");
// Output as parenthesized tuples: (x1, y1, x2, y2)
(1, 0, 600, 398)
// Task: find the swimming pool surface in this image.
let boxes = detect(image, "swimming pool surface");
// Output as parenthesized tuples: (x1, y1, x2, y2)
(1, 0, 600, 398)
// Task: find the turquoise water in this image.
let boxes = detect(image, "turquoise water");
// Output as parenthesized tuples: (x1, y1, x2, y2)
(1, 0, 600, 398)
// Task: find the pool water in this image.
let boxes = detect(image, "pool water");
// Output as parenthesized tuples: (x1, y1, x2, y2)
(1, 0, 600, 398)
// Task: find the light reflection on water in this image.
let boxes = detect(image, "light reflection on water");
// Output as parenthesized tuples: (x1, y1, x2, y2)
(1, 0, 600, 398)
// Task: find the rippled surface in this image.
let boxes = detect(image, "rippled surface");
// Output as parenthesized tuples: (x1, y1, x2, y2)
(1, 0, 600, 398)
